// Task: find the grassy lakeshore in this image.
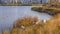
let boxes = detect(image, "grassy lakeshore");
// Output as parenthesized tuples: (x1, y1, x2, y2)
(1, 14, 60, 34)
(0, 3, 60, 6)
(32, 4, 60, 16)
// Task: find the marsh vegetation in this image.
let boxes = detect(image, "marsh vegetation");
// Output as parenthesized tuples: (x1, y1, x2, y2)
(1, 14, 60, 34)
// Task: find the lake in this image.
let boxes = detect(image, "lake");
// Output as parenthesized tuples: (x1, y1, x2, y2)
(0, 6, 52, 32)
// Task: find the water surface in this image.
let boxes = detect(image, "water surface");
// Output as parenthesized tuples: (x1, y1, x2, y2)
(0, 6, 52, 32)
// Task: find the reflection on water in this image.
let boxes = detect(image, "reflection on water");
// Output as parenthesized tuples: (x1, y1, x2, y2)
(0, 6, 52, 32)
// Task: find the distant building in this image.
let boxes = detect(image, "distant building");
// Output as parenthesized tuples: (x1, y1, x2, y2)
(32, 0, 41, 4)
(42, 0, 47, 4)
(48, 0, 59, 4)
(0, 0, 22, 4)
(0, 0, 2, 4)
(32, 0, 48, 4)
(20, 0, 32, 4)
(0, 0, 12, 4)
(0, 0, 51, 4)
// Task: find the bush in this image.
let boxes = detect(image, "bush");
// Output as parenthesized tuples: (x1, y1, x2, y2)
(13, 16, 38, 28)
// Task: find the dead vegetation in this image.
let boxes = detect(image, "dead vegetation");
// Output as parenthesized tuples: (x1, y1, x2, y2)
(2, 14, 60, 34)
(13, 16, 39, 28)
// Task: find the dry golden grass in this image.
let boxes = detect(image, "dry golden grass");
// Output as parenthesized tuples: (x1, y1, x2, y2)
(13, 16, 38, 28)
(2, 14, 60, 34)
(44, 14, 60, 34)
(11, 24, 44, 34)
(2, 30, 10, 34)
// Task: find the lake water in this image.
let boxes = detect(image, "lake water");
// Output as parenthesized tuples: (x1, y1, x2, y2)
(0, 6, 52, 32)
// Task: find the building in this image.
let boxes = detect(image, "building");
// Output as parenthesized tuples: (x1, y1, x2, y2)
(0, 0, 52, 4)
(32, 0, 41, 4)
(48, 0, 59, 4)
(42, 0, 47, 4)
(20, 0, 32, 4)
(31, 0, 48, 4)
(0, 0, 12, 4)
